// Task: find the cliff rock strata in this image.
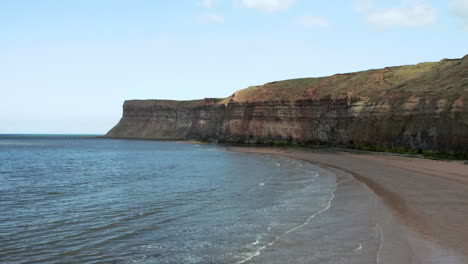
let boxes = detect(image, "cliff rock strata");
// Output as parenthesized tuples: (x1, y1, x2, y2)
(106, 56, 468, 155)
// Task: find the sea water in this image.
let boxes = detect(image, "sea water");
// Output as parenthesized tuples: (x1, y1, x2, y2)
(0, 135, 337, 264)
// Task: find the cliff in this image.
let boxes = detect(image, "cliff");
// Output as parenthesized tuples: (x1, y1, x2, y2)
(106, 56, 468, 156)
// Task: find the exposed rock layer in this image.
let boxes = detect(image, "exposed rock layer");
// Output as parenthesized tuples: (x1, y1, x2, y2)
(106, 56, 468, 154)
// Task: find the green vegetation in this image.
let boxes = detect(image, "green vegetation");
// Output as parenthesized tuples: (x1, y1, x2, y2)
(231, 77, 328, 102)
(218, 138, 467, 160)
(166, 56, 466, 106)
(176, 99, 205, 107)
(267, 141, 468, 160)
(270, 139, 301, 147)
(353, 144, 468, 160)
(387, 62, 435, 83)
(225, 56, 466, 103)
(422, 150, 468, 160)
(354, 144, 420, 155)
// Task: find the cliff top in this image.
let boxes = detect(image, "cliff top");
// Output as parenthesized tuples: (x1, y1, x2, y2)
(124, 98, 225, 108)
(126, 55, 467, 107)
(225, 55, 467, 103)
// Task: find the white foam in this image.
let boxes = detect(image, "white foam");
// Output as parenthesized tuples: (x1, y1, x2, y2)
(310, 172, 319, 177)
(353, 243, 363, 252)
(375, 224, 384, 264)
(251, 239, 260, 246)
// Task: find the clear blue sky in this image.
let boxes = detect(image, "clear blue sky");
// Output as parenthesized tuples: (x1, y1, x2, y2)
(1, 0, 467, 134)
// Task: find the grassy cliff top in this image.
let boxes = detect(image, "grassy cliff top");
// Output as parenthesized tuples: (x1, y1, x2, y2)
(127, 55, 467, 107)
(222, 55, 468, 103)
(123, 98, 226, 108)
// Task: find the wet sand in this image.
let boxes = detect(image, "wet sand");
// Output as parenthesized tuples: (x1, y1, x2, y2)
(229, 147, 468, 264)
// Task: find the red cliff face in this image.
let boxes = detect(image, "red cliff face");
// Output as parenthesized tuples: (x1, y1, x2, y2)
(106, 56, 468, 155)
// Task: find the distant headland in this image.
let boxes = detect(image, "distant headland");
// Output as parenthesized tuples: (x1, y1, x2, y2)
(106, 55, 468, 158)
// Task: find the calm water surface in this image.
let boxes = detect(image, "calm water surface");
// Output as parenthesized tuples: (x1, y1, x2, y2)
(0, 135, 336, 264)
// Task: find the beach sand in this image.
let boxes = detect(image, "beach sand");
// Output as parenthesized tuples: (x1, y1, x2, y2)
(229, 147, 468, 264)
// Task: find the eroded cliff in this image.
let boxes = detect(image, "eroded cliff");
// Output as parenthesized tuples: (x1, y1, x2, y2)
(106, 56, 468, 155)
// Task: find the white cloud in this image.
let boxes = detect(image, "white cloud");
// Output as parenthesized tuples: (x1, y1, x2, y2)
(240, 0, 297, 13)
(449, 0, 468, 31)
(294, 15, 329, 28)
(366, 2, 436, 29)
(353, 0, 373, 12)
(198, 0, 214, 8)
(194, 13, 225, 23)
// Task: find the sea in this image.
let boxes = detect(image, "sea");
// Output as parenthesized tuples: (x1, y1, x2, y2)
(0, 134, 368, 264)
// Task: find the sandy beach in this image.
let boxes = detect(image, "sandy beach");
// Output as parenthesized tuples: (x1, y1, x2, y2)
(229, 147, 468, 264)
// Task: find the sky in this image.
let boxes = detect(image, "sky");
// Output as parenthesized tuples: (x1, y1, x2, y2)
(1, 0, 467, 134)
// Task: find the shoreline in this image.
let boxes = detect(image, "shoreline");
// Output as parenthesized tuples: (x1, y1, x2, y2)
(101, 136, 468, 161)
(228, 146, 468, 263)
